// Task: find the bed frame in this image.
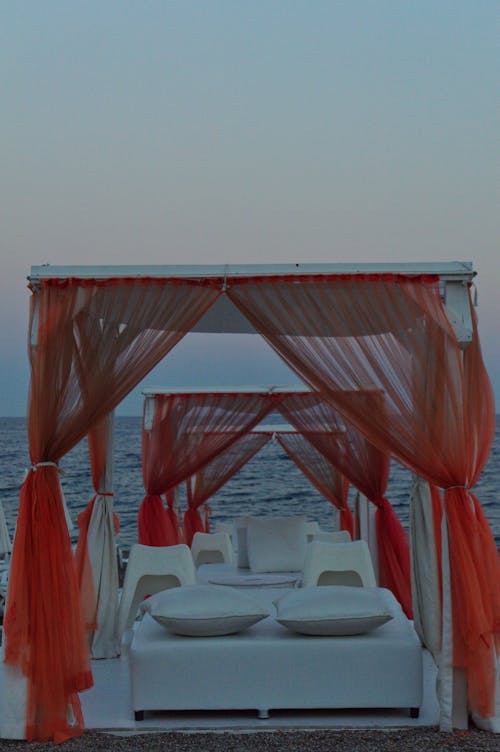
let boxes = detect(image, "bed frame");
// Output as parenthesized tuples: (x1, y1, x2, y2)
(129, 587, 422, 721)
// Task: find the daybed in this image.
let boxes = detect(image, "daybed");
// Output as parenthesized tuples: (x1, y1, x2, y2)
(129, 586, 422, 720)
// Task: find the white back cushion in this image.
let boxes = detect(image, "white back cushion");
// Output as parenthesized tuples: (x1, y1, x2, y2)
(247, 516, 307, 573)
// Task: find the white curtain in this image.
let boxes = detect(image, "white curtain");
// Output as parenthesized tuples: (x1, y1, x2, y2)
(409, 476, 441, 660)
(86, 414, 120, 659)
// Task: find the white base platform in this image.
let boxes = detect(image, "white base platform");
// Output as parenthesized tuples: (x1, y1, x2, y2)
(81, 649, 438, 731)
(130, 590, 422, 719)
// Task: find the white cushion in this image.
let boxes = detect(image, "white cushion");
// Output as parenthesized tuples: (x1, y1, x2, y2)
(140, 584, 269, 637)
(246, 516, 307, 573)
(274, 586, 393, 636)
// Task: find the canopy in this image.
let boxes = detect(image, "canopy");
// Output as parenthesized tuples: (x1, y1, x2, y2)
(138, 388, 410, 612)
(3, 262, 496, 742)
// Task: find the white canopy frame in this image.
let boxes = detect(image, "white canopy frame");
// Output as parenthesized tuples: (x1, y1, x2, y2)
(31, 262, 476, 346)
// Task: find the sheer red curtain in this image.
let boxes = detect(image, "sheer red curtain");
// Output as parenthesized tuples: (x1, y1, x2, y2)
(139, 393, 278, 546)
(277, 393, 411, 616)
(183, 432, 272, 544)
(4, 276, 221, 743)
(275, 432, 353, 537)
(227, 273, 497, 718)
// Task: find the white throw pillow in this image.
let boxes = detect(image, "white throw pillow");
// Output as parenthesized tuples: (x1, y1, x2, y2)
(140, 584, 269, 637)
(246, 516, 307, 573)
(274, 586, 393, 636)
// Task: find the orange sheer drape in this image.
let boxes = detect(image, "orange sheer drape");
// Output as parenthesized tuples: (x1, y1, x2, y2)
(183, 432, 272, 545)
(137, 495, 178, 546)
(4, 276, 221, 742)
(137, 489, 182, 547)
(277, 392, 412, 617)
(227, 273, 497, 719)
(139, 393, 278, 546)
(275, 432, 353, 537)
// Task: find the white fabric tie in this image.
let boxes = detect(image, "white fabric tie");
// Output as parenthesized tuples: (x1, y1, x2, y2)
(31, 461, 59, 472)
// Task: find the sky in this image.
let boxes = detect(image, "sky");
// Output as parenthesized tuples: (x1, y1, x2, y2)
(1, 1, 498, 416)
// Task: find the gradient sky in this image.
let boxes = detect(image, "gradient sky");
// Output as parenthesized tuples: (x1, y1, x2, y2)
(1, 1, 498, 415)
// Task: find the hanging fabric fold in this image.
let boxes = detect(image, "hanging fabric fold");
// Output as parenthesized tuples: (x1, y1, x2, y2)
(4, 275, 222, 742)
(409, 477, 442, 661)
(226, 273, 496, 725)
(75, 412, 121, 658)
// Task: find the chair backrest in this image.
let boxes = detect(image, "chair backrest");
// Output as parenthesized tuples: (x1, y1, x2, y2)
(191, 531, 233, 567)
(117, 543, 196, 643)
(302, 540, 377, 588)
(214, 522, 234, 542)
(312, 530, 352, 544)
(305, 521, 321, 542)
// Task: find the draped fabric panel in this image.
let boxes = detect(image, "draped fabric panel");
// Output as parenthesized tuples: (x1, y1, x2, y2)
(139, 393, 278, 546)
(4, 276, 221, 742)
(227, 273, 497, 722)
(183, 432, 272, 545)
(276, 392, 412, 618)
(409, 478, 443, 662)
(75, 412, 121, 658)
(183, 495, 206, 548)
(138, 495, 179, 546)
(275, 432, 353, 537)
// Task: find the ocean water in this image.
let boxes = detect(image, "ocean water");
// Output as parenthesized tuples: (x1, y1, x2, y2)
(0, 416, 498, 551)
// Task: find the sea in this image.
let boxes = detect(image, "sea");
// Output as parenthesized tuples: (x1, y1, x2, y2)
(0, 416, 498, 552)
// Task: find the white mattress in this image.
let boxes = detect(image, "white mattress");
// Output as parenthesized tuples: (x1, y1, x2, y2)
(130, 587, 422, 717)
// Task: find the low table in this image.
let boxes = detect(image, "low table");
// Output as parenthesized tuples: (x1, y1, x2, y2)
(130, 587, 422, 721)
(197, 563, 300, 589)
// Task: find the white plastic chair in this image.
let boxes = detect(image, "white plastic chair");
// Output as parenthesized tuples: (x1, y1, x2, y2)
(305, 521, 321, 542)
(117, 543, 196, 647)
(311, 530, 352, 544)
(302, 540, 377, 588)
(191, 532, 233, 567)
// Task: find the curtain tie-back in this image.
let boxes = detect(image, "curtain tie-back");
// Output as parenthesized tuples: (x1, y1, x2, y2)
(444, 484, 470, 491)
(31, 461, 59, 471)
(96, 491, 114, 497)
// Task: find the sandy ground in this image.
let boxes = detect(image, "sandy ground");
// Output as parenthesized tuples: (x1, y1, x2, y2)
(0, 728, 497, 751)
